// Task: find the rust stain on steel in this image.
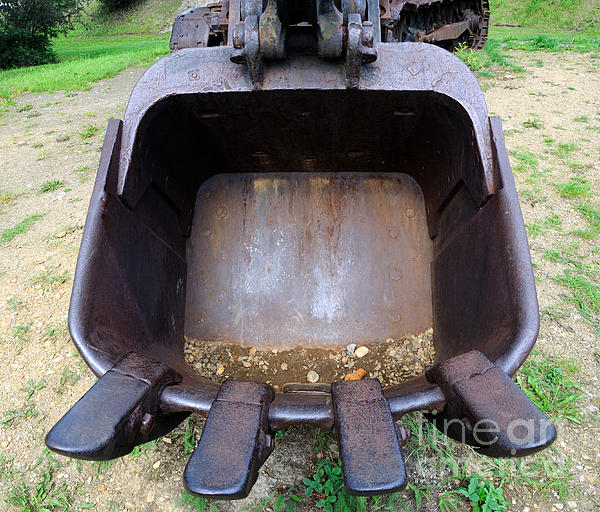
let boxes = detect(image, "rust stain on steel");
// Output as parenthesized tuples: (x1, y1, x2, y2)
(185, 173, 432, 349)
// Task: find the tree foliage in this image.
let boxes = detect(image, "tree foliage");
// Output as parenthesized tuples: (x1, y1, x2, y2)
(0, 0, 83, 69)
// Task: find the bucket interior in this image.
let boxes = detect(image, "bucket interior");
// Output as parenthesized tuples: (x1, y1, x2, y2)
(121, 88, 490, 386)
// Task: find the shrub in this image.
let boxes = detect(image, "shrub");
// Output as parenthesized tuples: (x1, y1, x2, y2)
(0, 1, 83, 69)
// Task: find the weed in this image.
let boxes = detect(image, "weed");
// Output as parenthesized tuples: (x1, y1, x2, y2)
(555, 176, 592, 198)
(55, 367, 80, 394)
(7, 296, 22, 309)
(1, 213, 44, 244)
(80, 124, 99, 139)
(91, 460, 115, 475)
(0, 189, 18, 209)
(456, 474, 508, 512)
(572, 202, 599, 239)
(303, 460, 344, 512)
(130, 439, 158, 459)
(39, 179, 63, 194)
(511, 149, 538, 172)
(12, 322, 32, 344)
(523, 117, 543, 129)
(517, 354, 583, 422)
(16, 103, 33, 112)
(173, 417, 200, 455)
(74, 165, 89, 173)
(520, 189, 546, 204)
(573, 115, 589, 123)
(1, 402, 38, 426)
(552, 142, 578, 160)
(176, 492, 224, 511)
(526, 213, 561, 237)
(454, 42, 483, 71)
(555, 271, 599, 332)
(35, 149, 50, 161)
(56, 134, 70, 143)
(6, 465, 74, 512)
(19, 379, 46, 400)
(30, 266, 69, 291)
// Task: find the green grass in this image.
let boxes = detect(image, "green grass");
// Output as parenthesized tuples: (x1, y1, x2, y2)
(555, 176, 592, 198)
(489, 0, 600, 34)
(1, 214, 44, 244)
(72, 0, 182, 36)
(30, 266, 69, 291)
(572, 202, 600, 239)
(80, 124, 99, 139)
(39, 179, 63, 194)
(527, 213, 561, 237)
(0, 34, 170, 101)
(516, 353, 584, 423)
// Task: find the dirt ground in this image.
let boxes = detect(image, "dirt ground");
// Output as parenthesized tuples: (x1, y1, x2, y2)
(0, 50, 599, 511)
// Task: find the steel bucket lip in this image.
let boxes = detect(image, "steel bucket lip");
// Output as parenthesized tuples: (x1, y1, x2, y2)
(66, 44, 539, 428)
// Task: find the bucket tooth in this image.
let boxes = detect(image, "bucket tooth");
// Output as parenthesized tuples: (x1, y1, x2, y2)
(45, 353, 183, 460)
(427, 350, 557, 457)
(331, 379, 407, 495)
(184, 381, 275, 499)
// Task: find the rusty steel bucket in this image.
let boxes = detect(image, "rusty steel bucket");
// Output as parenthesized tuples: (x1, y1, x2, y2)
(45, 39, 556, 499)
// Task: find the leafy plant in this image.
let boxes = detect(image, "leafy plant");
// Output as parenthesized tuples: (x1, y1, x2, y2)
(454, 42, 483, 71)
(39, 179, 63, 194)
(457, 475, 508, 512)
(303, 460, 344, 512)
(517, 355, 584, 422)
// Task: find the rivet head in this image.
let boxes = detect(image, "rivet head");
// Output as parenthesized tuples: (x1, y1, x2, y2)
(406, 208, 415, 218)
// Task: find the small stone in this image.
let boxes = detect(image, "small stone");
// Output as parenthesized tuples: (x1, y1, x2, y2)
(346, 344, 356, 355)
(249, 347, 257, 356)
(216, 366, 225, 375)
(243, 361, 251, 368)
(389, 349, 396, 357)
(553, 504, 563, 510)
(153, 460, 161, 469)
(307, 371, 319, 383)
(281, 363, 288, 371)
(355, 346, 369, 358)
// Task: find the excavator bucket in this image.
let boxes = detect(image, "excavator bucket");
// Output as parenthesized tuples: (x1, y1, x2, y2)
(46, 0, 555, 500)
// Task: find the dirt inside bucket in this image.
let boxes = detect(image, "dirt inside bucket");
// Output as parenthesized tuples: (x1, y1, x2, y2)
(184, 329, 434, 389)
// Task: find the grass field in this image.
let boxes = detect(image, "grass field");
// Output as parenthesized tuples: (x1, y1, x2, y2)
(0, 34, 170, 102)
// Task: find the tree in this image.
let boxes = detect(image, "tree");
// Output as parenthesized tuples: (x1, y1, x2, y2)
(0, 0, 83, 69)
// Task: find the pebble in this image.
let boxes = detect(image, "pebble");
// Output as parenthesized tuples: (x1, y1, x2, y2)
(242, 361, 251, 368)
(153, 460, 161, 469)
(355, 346, 369, 358)
(346, 344, 356, 355)
(216, 366, 225, 375)
(280, 363, 288, 371)
(307, 371, 319, 383)
(249, 347, 257, 356)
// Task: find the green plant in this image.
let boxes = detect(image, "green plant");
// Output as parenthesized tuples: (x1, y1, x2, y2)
(523, 117, 543, 129)
(39, 179, 63, 194)
(572, 202, 600, 239)
(5, 464, 77, 512)
(12, 322, 32, 344)
(30, 266, 69, 291)
(555, 176, 592, 198)
(55, 367, 80, 394)
(303, 460, 344, 512)
(527, 213, 562, 237)
(1, 213, 43, 244)
(511, 149, 538, 172)
(517, 355, 584, 422)
(80, 124, 99, 139)
(457, 475, 508, 512)
(454, 42, 483, 71)
(6, 296, 22, 309)
(20, 379, 46, 400)
(1, 402, 38, 426)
